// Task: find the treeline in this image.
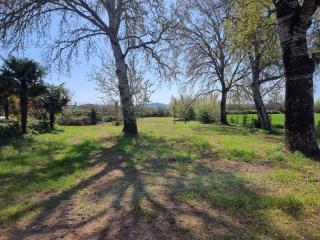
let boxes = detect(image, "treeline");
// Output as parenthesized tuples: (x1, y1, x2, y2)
(170, 94, 220, 124)
(57, 105, 170, 126)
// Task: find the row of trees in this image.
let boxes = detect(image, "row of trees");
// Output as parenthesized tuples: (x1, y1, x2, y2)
(170, 93, 220, 124)
(0, 57, 70, 134)
(0, 1, 319, 157)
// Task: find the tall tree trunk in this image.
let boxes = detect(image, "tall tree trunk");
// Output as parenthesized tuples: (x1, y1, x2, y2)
(220, 90, 228, 124)
(110, 37, 138, 135)
(4, 97, 9, 120)
(251, 73, 271, 131)
(20, 90, 28, 134)
(249, 45, 271, 131)
(49, 111, 55, 128)
(275, 1, 320, 157)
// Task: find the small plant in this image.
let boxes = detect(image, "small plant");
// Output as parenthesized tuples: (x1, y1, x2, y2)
(242, 114, 248, 127)
(38, 84, 70, 128)
(253, 118, 261, 129)
(90, 109, 97, 125)
(198, 109, 215, 124)
(230, 115, 236, 124)
(0, 122, 21, 141)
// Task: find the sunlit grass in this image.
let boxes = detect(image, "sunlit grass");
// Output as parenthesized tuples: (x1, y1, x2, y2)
(1, 117, 320, 239)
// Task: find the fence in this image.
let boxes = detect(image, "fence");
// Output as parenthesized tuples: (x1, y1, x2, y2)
(229, 113, 273, 129)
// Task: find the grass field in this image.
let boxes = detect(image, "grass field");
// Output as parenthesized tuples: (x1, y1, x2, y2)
(0, 118, 320, 239)
(228, 113, 320, 128)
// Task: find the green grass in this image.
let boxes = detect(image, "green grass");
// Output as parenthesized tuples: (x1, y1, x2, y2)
(1, 118, 320, 239)
(228, 113, 320, 129)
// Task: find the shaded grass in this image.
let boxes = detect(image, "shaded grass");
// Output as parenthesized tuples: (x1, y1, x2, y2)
(0, 118, 320, 239)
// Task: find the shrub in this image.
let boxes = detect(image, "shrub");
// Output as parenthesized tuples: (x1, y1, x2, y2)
(169, 94, 195, 121)
(58, 109, 93, 126)
(90, 109, 97, 125)
(186, 107, 196, 121)
(139, 107, 170, 118)
(194, 94, 220, 124)
(197, 109, 214, 124)
(0, 122, 21, 140)
(230, 115, 236, 124)
(101, 115, 116, 122)
(253, 118, 261, 128)
(227, 110, 282, 115)
(58, 108, 118, 126)
(242, 114, 248, 127)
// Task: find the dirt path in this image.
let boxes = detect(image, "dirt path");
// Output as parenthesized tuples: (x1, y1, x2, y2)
(2, 141, 254, 240)
(1, 131, 306, 240)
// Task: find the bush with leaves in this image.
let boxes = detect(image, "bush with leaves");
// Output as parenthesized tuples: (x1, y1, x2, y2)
(38, 84, 70, 128)
(194, 94, 220, 124)
(0, 122, 21, 141)
(170, 94, 195, 122)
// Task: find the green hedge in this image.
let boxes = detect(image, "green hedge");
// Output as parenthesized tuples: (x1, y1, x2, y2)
(227, 110, 282, 115)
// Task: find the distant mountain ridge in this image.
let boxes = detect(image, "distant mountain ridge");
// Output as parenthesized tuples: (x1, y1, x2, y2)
(146, 103, 168, 109)
(72, 102, 169, 109)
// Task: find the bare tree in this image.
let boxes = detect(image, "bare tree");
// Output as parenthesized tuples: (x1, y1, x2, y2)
(274, 0, 320, 157)
(0, 0, 177, 135)
(177, 0, 248, 124)
(91, 54, 155, 117)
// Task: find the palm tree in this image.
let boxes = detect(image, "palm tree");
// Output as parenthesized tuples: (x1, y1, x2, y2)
(0, 74, 16, 120)
(39, 84, 70, 128)
(1, 57, 46, 134)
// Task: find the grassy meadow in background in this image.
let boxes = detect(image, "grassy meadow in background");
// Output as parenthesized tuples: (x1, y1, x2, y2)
(228, 113, 320, 129)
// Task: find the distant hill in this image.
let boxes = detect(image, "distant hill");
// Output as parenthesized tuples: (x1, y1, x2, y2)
(71, 102, 169, 109)
(146, 103, 168, 109)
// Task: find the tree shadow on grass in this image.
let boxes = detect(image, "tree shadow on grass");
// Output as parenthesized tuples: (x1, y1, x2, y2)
(0, 123, 64, 147)
(0, 139, 102, 224)
(4, 134, 307, 240)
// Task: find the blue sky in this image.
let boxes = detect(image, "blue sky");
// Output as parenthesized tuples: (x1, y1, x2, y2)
(3, 45, 320, 104)
(0, 6, 182, 105)
(2, 10, 320, 105)
(2, 46, 180, 105)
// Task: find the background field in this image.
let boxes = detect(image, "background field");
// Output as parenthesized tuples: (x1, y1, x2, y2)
(227, 113, 320, 129)
(0, 118, 320, 239)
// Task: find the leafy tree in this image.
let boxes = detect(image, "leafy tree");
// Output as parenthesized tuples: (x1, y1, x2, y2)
(194, 94, 220, 124)
(227, 0, 283, 131)
(39, 84, 70, 128)
(1, 57, 46, 134)
(0, 74, 16, 120)
(170, 94, 195, 123)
